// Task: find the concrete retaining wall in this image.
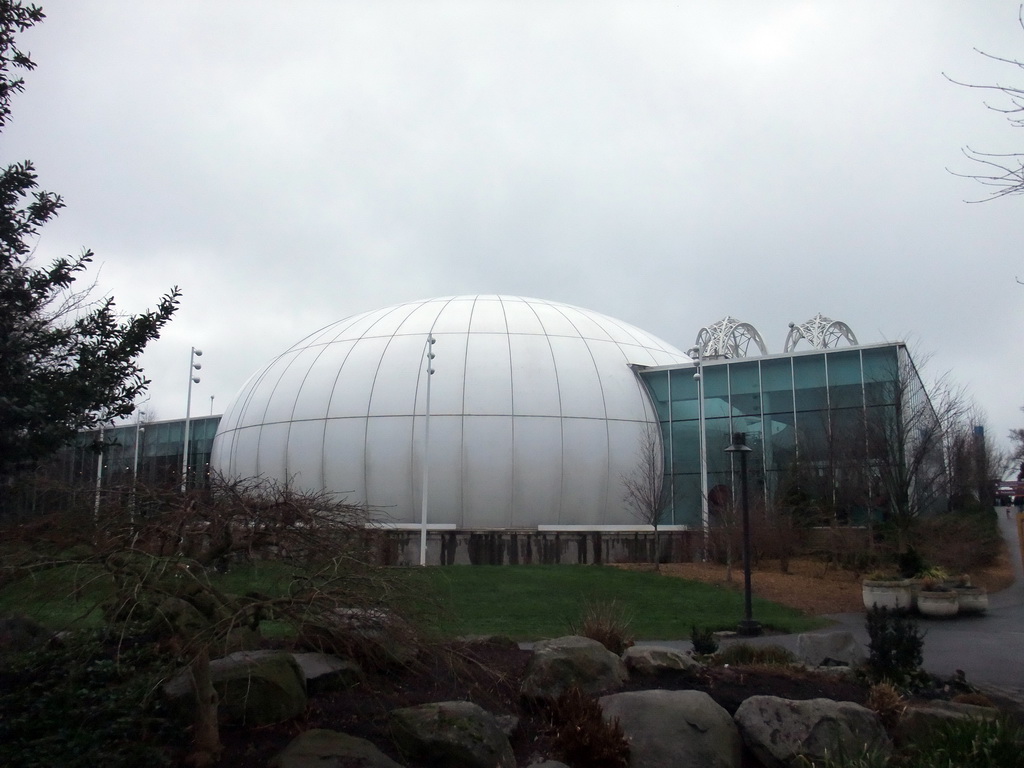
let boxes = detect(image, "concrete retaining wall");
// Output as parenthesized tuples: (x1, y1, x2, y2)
(381, 529, 702, 566)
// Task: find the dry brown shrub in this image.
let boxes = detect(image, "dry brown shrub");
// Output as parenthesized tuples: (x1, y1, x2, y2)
(568, 599, 635, 655)
(866, 682, 906, 730)
(951, 692, 996, 708)
(549, 686, 629, 768)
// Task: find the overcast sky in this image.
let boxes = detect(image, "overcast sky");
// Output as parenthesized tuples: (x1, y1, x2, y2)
(6, 1, 1024, 455)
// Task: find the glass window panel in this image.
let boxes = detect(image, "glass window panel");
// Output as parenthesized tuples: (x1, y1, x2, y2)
(668, 472, 702, 527)
(728, 361, 762, 418)
(795, 409, 830, 464)
(640, 370, 670, 421)
(703, 416, 735, 476)
(763, 411, 796, 470)
(669, 368, 700, 421)
(792, 355, 828, 411)
(826, 350, 864, 409)
(861, 346, 900, 406)
(760, 357, 793, 415)
(701, 365, 729, 399)
(671, 420, 701, 473)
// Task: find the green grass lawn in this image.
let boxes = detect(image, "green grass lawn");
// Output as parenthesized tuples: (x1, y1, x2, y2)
(423, 564, 825, 640)
(0, 560, 825, 641)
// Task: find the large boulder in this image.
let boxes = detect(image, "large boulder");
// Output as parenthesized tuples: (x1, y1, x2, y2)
(621, 645, 702, 677)
(600, 689, 741, 768)
(796, 631, 866, 668)
(163, 651, 307, 726)
(291, 651, 363, 694)
(270, 729, 403, 768)
(734, 696, 891, 768)
(390, 700, 515, 768)
(521, 636, 628, 701)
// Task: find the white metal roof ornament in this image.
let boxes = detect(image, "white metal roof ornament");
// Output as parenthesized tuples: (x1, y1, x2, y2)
(783, 314, 859, 352)
(693, 316, 769, 359)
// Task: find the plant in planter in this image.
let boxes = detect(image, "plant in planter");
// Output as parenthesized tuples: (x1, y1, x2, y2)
(949, 574, 988, 614)
(862, 571, 912, 613)
(906, 566, 950, 612)
(916, 578, 959, 618)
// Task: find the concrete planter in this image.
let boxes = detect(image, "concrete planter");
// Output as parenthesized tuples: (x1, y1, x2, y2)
(955, 586, 988, 614)
(862, 579, 912, 612)
(917, 590, 959, 618)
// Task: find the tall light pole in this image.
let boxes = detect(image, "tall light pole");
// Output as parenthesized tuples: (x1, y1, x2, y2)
(94, 421, 105, 523)
(688, 346, 710, 561)
(419, 335, 436, 566)
(131, 407, 146, 525)
(182, 347, 202, 493)
(725, 431, 761, 636)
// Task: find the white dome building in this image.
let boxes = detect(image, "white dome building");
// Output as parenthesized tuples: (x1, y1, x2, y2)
(211, 295, 689, 529)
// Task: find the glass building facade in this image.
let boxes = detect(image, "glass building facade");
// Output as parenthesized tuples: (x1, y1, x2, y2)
(638, 342, 940, 528)
(44, 415, 222, 492)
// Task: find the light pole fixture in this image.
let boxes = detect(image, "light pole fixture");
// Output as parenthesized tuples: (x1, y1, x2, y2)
(182, 347, 202, 493)
(419, 334, 436, 566)
(688, 345, 710, 561)
(725, 431, 761, 636)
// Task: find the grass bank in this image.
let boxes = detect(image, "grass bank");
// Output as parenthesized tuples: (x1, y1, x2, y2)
(0, 561, 824, 640)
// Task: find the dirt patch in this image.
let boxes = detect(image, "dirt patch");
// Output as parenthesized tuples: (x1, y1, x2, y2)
(618, 549, 1018, 617)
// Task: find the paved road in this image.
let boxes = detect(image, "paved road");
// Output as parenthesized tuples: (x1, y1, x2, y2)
(639, 509, 1024, 699)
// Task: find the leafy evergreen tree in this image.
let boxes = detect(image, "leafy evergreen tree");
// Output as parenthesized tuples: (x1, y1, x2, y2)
(0, 2, 179, 478)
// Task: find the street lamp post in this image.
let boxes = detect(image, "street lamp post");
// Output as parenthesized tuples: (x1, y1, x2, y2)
(419, 335, 436, 566)
(725, 431, 761, 636)
(688, 346, 710, 561)
(181, 347, 202, 493)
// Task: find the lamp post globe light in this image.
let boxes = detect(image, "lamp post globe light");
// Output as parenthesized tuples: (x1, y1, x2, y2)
(687, 346, 710, 561)
(419, 335, 436, 566)
(182, 347, 202, 493)
(725, 431, 761, 637)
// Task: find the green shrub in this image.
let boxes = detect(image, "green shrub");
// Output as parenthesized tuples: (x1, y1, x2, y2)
(904, 716, 1024, 768)
(0, 632, 176, 768)
(897, 547, 926, 579)
(690, 625, 719, 656)
(865, 606, 923, 684)
(714, 642, 795, 667)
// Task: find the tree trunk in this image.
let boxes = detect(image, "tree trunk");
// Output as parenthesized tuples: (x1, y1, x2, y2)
(188, 646, 222, 767)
